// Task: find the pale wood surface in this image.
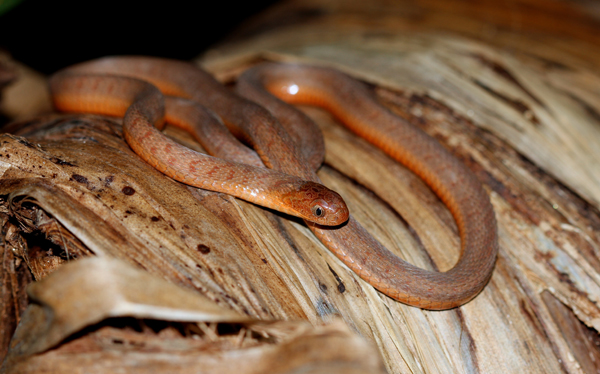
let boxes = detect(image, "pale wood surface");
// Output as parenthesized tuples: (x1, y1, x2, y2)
(197, 0, 600, 372)
(0, 0, 599, 373)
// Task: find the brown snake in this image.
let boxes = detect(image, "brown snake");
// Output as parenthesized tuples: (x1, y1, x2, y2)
(49, 56, 498, 309)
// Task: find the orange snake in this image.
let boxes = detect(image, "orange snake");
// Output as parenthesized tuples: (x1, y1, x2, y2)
(49, 56, 498, 309)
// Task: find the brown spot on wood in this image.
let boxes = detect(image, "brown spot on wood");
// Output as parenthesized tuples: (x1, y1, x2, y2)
(70, 174, 89, 184)
(327, 264, 345, 293)
(51, 157, 76, 167)
(197, 244, 211, 254)
(122, 186, 135, 196)
(104, 175, 114, 186)
(534, 249, 556, 263)
(150, 216, 160, 222)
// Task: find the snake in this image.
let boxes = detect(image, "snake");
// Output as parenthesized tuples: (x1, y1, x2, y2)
(49, 56, 498, 309)
(49, 66, 348, 226)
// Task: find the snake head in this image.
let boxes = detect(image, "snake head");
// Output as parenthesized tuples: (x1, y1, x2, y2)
(295, 181, 349, 226)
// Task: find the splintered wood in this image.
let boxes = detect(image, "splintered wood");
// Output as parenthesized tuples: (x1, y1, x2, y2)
(2, 0, 600, 373)
(0, 116, 385, 373)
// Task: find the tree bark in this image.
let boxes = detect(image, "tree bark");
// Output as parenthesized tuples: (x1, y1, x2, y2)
(1, 0, 600, 373)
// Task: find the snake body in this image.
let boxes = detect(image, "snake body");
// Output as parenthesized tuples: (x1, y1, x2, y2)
(50, 69, 348, 226)
(50, 57, 498, 309)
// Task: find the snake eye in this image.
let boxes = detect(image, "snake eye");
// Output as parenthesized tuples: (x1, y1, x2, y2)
(312, 205, 324, 218)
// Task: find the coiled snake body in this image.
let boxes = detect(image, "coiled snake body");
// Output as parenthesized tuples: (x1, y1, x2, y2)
(50, 57, 498, 310)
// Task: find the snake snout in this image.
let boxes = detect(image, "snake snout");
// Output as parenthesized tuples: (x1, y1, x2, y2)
(294, 181, 349, 226)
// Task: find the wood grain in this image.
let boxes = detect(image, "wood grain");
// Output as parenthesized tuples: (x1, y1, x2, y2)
(0, 0, 599, 373)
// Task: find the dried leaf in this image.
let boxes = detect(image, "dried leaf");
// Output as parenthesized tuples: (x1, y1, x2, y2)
(17, 256, 249, 356)
(2, 257, 384, 374)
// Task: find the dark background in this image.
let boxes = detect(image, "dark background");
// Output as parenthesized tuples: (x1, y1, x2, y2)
(0, 0, 279, 74)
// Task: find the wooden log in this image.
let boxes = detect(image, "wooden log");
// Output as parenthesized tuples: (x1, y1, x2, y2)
(0, 0, 599, 373)
(197, 1, 600, 371)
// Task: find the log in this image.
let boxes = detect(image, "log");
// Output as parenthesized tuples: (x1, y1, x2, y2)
(1, 0, 600, 373)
